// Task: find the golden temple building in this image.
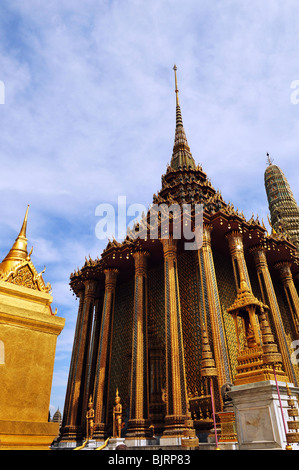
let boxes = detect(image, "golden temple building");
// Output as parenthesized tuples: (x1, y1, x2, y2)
(57, 67, 299, 449)
(0, 206, 65, 450)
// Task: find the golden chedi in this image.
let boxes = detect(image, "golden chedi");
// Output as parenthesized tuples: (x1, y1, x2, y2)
(0, 206, 65, 450)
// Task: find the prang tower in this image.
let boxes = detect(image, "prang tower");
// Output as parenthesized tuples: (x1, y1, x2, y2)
(265, 154, 299, 252)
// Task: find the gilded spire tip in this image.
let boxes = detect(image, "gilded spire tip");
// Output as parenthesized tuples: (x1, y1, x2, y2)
(19, 204, 30, 239)
(173, 64, 179, 106)
(266, 153, 274, 166)
(0, 205, 30, 274)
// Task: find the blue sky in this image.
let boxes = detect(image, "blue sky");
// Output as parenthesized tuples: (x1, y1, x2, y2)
(0, 0, 299, 415)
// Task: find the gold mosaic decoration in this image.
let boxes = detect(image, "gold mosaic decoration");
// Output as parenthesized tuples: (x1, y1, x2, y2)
(108, 278, 134, 416)
(177, 250, 202, 397)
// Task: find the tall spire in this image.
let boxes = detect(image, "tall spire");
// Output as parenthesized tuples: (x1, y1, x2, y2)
(0, 205, 30, 275)
(173, 64, 183, 127)
(170, 65, 196, 170)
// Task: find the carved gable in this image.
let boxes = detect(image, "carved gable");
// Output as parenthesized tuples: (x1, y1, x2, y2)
(1, 259, 51, 293)
(7, 264, 39, 290)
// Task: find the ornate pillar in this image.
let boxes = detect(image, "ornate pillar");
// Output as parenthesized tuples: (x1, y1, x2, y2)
(88, 295, 104, 400)
(60, 287, 85, 440)
(250, 246, 296, 384)
(148, 333, 166, 435)
(197, 224, 231, 392)
(275, 261, 299, 338)
(60, 279, 97, 441)
(160, 236, 189, 439)
(79, 280, 99, 427)
(127, 250, 151, 439)
(93, 268, 119, 440)
(226, 231, 251, 291)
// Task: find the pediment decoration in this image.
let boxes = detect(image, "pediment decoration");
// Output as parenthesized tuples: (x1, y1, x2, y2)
(1, 259, 52, 293)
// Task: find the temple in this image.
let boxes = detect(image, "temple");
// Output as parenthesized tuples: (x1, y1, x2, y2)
(0, 206, 65, 449)
(57, 67, 299, 449)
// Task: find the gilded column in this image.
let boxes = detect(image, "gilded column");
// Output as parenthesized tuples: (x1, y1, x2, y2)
(226, 231, 252, 291)
(60, 279, 97, 441)
(93, 268, 119, 440)
(88, 295, 104, 400)
(250, 246, 296, 384)
(275, 261, 299, 338)
(127, 250, 151, 439)
(197, 224, 231, 392)
(160, 236, 189, 439)
(60, 287, 85, 440)
(148, 335, 166, 434)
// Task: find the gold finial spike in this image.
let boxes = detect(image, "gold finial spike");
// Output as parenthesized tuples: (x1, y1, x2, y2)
(18, 204, 29, 240)
(266, 152, 274, 166)
(173, 64, 179, 106)
(173, 64, 183, 128)
(0, 205, 30, 274)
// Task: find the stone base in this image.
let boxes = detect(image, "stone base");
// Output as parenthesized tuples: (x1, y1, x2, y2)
(81, 439, 98, 450)
(0, 420, 60, 450)
(159, 436, 182, 447)
(218, 441, 239, 450)
(104, 438, 126, 450)
(229, 380, 299, 450)
(125, 437, 158, 448)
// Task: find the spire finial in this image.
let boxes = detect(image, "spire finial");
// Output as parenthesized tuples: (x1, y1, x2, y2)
(173, 65, 183, 128)
(170, 65, 196, 170)
(267, 152, 274, 166)
(0, 205, 30, 275)
(19, 204, 29, 239)
(173, 64, 179, 106)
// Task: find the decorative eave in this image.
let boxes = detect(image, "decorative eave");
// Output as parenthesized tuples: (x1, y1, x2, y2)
(70, 202, 299, 298)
